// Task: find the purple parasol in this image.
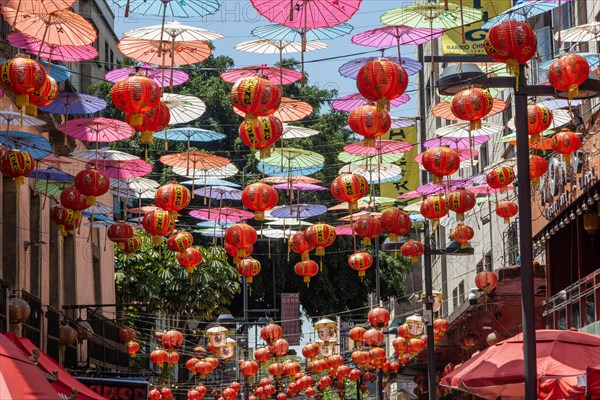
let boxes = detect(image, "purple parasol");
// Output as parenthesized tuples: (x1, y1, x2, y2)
(7, 32, 98, 62)
(105, 63, 190, 87)
(60, 117, 134, 143)
(194, 186, 242, 200)
(38, 93, 107, 115)
(338, 56, 422, 78)
(390, 117, 416, 129)
(415, 179, 474, 195)
(92, 159, 152, 180)
(344, 140, 413, 155)
(272, 183, 327, 191)
(270, 204, 328, 219)
(423, 135, 491, 149)
(351, 25, 444, 60)
(332, 92, 410, 112)
(469, 184, 515, 195)
(189, 207, 254, 223)
(220, 64, 302, 85)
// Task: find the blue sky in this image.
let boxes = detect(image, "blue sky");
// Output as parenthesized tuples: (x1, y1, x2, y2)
(111, 0, 417, 118)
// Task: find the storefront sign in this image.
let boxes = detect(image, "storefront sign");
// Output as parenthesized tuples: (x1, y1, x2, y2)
(76, 377, 149, 400)
(380, 125, 419, 204)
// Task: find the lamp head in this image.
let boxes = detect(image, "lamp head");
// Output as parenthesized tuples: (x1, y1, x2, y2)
(437, 64, 486, 96)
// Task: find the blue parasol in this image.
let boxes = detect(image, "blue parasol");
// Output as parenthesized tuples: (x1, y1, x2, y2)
(27, 168, 74, 181)
(196, 220, 234, 228)
(270, 204, 328, 219)
(154, 127, 226, 148)
(482, 0, 561, 29)
(257, 162, 324, 177)
(252, 23, 353, 42)
(114, 0, 220, 18)
(38, 93, 107, 115)
(0, 131, 52, 159)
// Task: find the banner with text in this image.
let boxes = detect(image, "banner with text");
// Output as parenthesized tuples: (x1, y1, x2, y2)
(281, 293, 301, 345)
(441, 0, 511, 55)
(380, 125, 420, 205)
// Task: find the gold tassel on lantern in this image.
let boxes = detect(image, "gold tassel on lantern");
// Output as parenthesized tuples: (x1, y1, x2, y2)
(376, 98, 390, 111)
(568, 84, 579, 100)
(505, 59, 520, 90)
(469, 120, 482, 130)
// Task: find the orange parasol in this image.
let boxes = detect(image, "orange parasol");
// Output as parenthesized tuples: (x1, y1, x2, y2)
(1, 0, 75, 16)
(2, 9, 97, 47)
(117, 37, 211, 67)
(260, 176, 321, 185)
(127, 205, 160, 214)
(432, 98, 508, 121)
(338, 211, 381, 222)
(233, 97, 313, 122)
(508, 135, 554, 150)
(160, 150, 230, 170)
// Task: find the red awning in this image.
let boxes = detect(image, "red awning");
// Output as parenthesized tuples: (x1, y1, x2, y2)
(0, 333, 61, 399)
(4, 332, 107, 400)
(588, 365, 600, 398)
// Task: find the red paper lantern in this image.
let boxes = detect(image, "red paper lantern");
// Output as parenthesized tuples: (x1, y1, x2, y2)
(283, 361, 301, 377)
(225, 223, 258, 258)
(348, 252, 373, 278)
(397, 324, 412, 339)
(74, 166, 110, 205)
(162, 330, 184, 350)
(225, 242, 253, 264)
(150, 348, 169, 366)
(288, 231, 314, 261)
(420, 195, 448, 225)
(167, 351, 180, 365)
(177, 248, 203, 273)
(349, 326, 366, 344)
(0, 149, 35, 186)
(107, 221, 135, 250)
(167, 231, 194, 253)
(122, 235, 142, 254)
(353, 215, 382, 245)
(254, 347, 272, 363)
(302, 343, 319, 359)
(484, 20, 537, 86)
(111, 75, 162, 127)
(230, 77, 281, 121)
(223, 388, 237, 400)
(294, 260, 319, 286)
(60, 185, 89, 219)
(330, 173, 369, 211)
(392, 337, 409, 355)
(0, 56, 47, 107)
(475, 271, 499, 294)
(526, 104, 553, 143)
(194, 360, 213, 377)
(305, 223, 336, 256)
(127, 101, 170, 145)
(348, 105, 392, 147)
(551, 129, 581, 162)
(486, 165, 515, 194)
(496, 200, 519, 224)
(238, 115, 283, 159)
(530, 155, 548, 188)
(241, 182, 279, 221)
(433, 318, 449, 336)
(349, 369, 362, 382)
(260, 323, 282, 345)
(453, 224, 474, 249)
(155, 182, 191, 220)
(237, 257, 261, 284)
(149, 389, 161, 400)
(548, 53, 590, 100)
(446, 188, 476, 221)
(451, 88, 494, 130)
(369, 347, 386, 361)
(379, 208, 411, 241)
(127, 341, 140, 356)
(118, 326, 137, 343)
(273, 338, 289, 357)
(368, 307, 390, 329)
(28, 75, 57, 117)
(186, 357, 200, 373)
(363, 328, 384, 347)
(400, 240, 424, 263)
(269, 362, 284, 377)
(50, 204, 79, 236)
(421, 147, 460, 184)
(142, 209, 173, 244)
(356, 58, 408, 111)
(351, 350, 370, 366)
(407, 338, 425, 356)
(160, 388, 173, 400)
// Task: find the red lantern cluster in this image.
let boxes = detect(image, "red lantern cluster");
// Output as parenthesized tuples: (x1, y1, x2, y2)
(241, 182, 279, 221)
(74, 166, 110, 206)
(155, 182, 191, 220)
(238, 115, 283, 159)
(548, 53, 590, 100)
(330, 173, 369, 211)
(551, 129, 581, 162)
(348, 252, 373, 278)
(356, 58, 408, 111)
(288, 231, 314, 261)
(379, 208, 411, 242)
(353, 215, 382, 246)
(421, 147, 460, 184)
(294, 260, 319, 286)
(451, 88, 494, 130)
(0, 56, 47, 107)
(446, 188, 476, 221)
(0, 149, 35, 186)
(111, 75, 162, 127)
(496, 200, 519, 224)
(486, 165, 515, 194)
(348, 105, 392, 147)
(238, 257, 261, 284)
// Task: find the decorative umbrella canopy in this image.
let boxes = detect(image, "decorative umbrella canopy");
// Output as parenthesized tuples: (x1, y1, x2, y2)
(7, 32, 98, 62)
(500, 130, 554, 144)
(196, 228, 226, 237)
(38, 155, 72, 165)
(258, 162, 323, 177)
(264, 218, 311, 227)
(339, 56, 422, 78)
(154, 127, 225, 146)
(235, 39, 328, 54)
(507, 135, 555, 150)
(534, 97, 582, 110)
(2, 9, 98, 47)
(250, 0, 362, 30)
(352, 24, 444, 49)
(338, 152, 404, 165)
(381, 3, 483, 30)
(70, 149, 139, 162)
(415, 179, 473, 195)
(329, 197, 397, 211)
(390, 117, 417, 129)
(506, 109, 571, 131)
(282, 124, 320, 139)
(0, 0, 75, 13)
(122, 20, 224, 41)
(469, 184, 515, 195)
(93, 159, 153, 180)
(189, 207, 254, 223)
(415, 148, 477, 163)
(160, 151, 231, 171)
(181, 178, 241, 188)
(270, 204, 328, 219)
(172, 163, 239, 179)
(85, 202, 113, 215)
(33, 180, 72, 197)
(344, 140, 413, 155)
(332, 92, 410, 112)
(338, 164, 403, 184)
(261, 228, 298, 239)
(220, 64, 302, 85)
(194, 186, 242, 201)
(440, 330, 600, 400)
(0, 131, 52, 159)
(127, 205, 160, 214)
(233, 97, 313, 122)
(432, 98, 508, 121)
(27, 168, 74, 181)
(258, 147, 325, 170)
(261, 176, 321, 184)
(556, 21, 600, 43)
(424, 135, 491, 149)
(115, 1, 220, 18)
(0, 108, 45, 128)
(105, 63, 190, 87)
(118, 37, 212, 67)
(334, 225, 354, 236)
(195, 220, 234, 228)
(37, 93, 107, 115)
(111, 177, 159, 198)
(539, 53, 600, 71)
(481, 0, 561, 29)
(435, 123, 504, 138)
(161, 93, 206, 124)
(338, 210, 382, 222)
(272, 183, 326, 191)
(252, 23, 353, 42)
(60, 118, 134, 143)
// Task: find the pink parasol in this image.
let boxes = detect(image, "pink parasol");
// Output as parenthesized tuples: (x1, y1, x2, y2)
(261, 176, 321, 184)
(332, 92, 410, 112)
(415, 148, 477, 163)
(396, 191, 420, 199)
(338, 210, 381, 222)
(351, 25, 443, 59)
(38, 155, 72, 165)
(127, 205, 159, 214)
(105, 63, 190, 87)
(469, 184, 515, 195)
(334, 225, 353, 236)
(423, 135, 490, 149)
(344, 140, 413, 156)
(220, 64, 302, 85)
(7, 32, 98, 62)
(415, 179, 473, 195)
(60, 117, 134, 143)
(272, 183, 326, 191)
(92, 159, 152, 180)
(189, 207, 254, 223)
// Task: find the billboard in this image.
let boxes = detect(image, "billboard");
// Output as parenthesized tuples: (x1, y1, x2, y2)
(441, 0, 511, 55)
(281, 293, 301, 345)
(380, 125, 420, 205)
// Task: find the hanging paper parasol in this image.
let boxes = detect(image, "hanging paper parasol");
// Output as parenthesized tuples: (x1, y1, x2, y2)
(415, 179, 473, 196)
(160, 150, 230, 171)
(6, 32, 98, 62)
(37, 93, 107, 115)
(258, 147, 324, 170)
(329, 197, 397, 211)
(332, 92, 410, 112)
(60, 117, 134, 143)
(415, 148, 477, 163)
(261, 228, 298, 239)
(252, 23, 353, 41)
(381, 3, 482, 30)
(0, 108, 45, 129)
(85, 202, 113, 215)
(258, 162, 323, 177)
(105, 63, 190, 87)
(534, 97, 583, 110)
(220, 64, 302, 85)
(33, 180, 72, 197)
(270, 204, 328, 219)
(189, 207, 254, 223)
(235, 39, 327, 54)
(339, 56, 422, 78)
(111, 177, 159, 198)
(351, 25, 443, 59)
(114, 0, 220, 18)
(93, 159, 153, 180)
(70, 149, 139, 162)
(344, 140, 413, 155)
(250, 0, 361, 29)
(338, 152, 404, 165)
(264, 218, 312, 227)
(432, 99, 508, 121)
(272, 183, 326, 191)
(424, 135, 491, 149)
(390, 117, 416, 129)
(338, 163, 403, 184)
(555, 21, 600, 43)
(0, 131, 52, 159)
(481, 0, 561, 29)
(27, 168, 74, 181)
(1, 0, 75, 14)
(155, 127, 225, 143)
(172, 163, 239, 179)
(506, 109, 571, 131)
(338, 210, 382, 222)
(194, 186, 242, 201)
(435, 123, 504, 138)
(282, 124, 320, 140)
(233, 97, 313, 122)
(333, 225, 353, 236)
(118, 37, 212, 67)
(261, 176, 321, 185)
(181, 178, 241, 188)
(161, 93, 206, 124)
(123, 20, 223, 41)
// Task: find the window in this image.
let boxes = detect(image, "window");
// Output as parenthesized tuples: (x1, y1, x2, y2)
(458, 281, 465, 305)
(484, 252, 492, 271)
(558, 309, 567, 330)
(476, 260, 483, 274)
(571, 302, 580, 329)
(586, 294, 596, 326)
(29, 190, 41, 297)
(105, 41, 109, 64)
(110, 49, 114, 70)
(452, 288, 458, 309)
(480, 142, 489, 169)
